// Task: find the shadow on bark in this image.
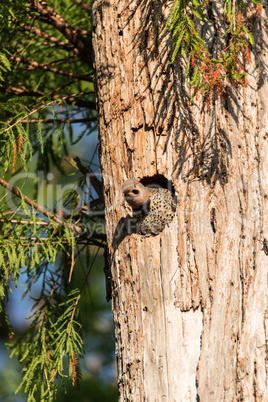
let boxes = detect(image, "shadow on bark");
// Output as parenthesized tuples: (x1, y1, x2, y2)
(172, 95, 232, 187)
(120, 0, 234, 186)
(95, 0, 267, 188)
(104, 215, 138, 301)
(112, 215, 140, 248)
(119, 0, 266, 188)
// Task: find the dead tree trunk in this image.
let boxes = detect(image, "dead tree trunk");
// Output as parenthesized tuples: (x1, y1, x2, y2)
(92, 1, 268, 400)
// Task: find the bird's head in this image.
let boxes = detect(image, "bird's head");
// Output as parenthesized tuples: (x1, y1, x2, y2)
(122, 179, 150, 209)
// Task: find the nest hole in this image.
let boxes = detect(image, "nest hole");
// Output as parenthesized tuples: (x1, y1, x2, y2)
(140, 174, 177, 203)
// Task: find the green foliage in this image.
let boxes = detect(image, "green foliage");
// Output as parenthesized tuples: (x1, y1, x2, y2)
(165, 0, 263, 100)
(9, 289, 83, 401)
(0, 200, 83, 400)
(0, 0, 96, 175)
(0, 182, 105, 400)
(0, 52, 11, 83)
(0, 0, 109, 400)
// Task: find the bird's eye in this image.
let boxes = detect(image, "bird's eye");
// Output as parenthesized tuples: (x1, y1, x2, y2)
(132, 189, 140, 194)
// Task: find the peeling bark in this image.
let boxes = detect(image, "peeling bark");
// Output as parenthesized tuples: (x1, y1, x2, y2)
(92, 1, 268, 400)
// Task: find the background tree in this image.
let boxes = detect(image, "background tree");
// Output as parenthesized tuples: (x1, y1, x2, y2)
(0, 1, 117, 400)
(92, 0, 268, 400)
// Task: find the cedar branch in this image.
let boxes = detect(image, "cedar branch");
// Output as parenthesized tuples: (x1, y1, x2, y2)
(28, 0, 93, 67)
(21, 117, 97, 123)
(0, 93, 96, 134)
(0, 218, 49, 226)
(0, 237, 105, 248)
(0, 176, 82, 233)
(11, 56, 93, 81)
(1, 86, 44, 97)
(20, 23, 78, 53)
(72, 0, 92, 15)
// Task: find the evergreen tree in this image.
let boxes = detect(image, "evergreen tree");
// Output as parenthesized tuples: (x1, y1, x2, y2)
(0, 0, 265, 400)
(0, 1, 108, 399)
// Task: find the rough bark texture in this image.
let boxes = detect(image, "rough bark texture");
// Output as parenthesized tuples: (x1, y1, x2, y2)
(92, 1, 268, 400)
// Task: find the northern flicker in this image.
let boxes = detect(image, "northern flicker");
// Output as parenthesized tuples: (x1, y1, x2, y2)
(122, 179, 176, 236)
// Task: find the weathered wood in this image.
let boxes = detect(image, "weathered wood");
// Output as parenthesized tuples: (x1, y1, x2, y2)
(92, 0, 268, 400)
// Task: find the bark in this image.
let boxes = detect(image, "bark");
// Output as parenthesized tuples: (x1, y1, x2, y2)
(92, 1, 268, 401)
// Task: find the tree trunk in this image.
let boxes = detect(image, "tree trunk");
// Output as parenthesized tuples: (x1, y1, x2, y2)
(92, 1, 268, 400)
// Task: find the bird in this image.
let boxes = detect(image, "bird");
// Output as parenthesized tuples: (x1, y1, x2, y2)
(122, 179, 176, 236)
